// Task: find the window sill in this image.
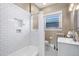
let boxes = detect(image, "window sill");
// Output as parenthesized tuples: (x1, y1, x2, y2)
(45, 28, 62, 31)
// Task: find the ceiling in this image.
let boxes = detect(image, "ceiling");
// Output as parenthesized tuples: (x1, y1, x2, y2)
(35, 3, 55, 9)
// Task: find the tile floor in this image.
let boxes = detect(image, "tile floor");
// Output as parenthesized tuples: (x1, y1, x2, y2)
(45, 44, 58, 56)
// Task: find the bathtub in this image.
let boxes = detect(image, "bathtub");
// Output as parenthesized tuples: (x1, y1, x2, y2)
(8, 46, 38, 56)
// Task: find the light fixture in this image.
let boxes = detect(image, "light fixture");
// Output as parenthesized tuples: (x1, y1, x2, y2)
(69, 3, 74, 11)
(69, 3, 79, 11)
(69, 7, 73, 11)
(70, 3, 74, 8)
(76, 4, 79, 10)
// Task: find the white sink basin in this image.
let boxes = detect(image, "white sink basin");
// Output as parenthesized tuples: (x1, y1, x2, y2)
(58, 37, 79, 45)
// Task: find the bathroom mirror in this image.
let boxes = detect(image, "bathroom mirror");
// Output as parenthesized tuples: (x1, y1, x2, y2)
(76, 9, 79, 39)
(70, 3, 79, 41)
(77, 10, 79, 31)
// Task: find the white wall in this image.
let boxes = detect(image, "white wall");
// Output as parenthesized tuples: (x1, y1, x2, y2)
(38, 12, 45, 56)
(30, 12, 45, 56)
(0, 4, 30, 55)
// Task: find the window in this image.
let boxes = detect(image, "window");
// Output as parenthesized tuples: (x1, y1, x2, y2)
(44, 11, 62, 31)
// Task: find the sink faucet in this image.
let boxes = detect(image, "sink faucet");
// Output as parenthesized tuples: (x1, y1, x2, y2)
(72, 31, 78, 42)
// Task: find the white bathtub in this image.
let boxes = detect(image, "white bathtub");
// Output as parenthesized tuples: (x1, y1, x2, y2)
(8, 46, 38, 56)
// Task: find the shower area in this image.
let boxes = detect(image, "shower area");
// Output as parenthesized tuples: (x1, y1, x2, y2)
(0, 3, 45, 56)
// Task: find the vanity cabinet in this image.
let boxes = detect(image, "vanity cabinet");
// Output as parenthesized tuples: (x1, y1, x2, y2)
(58, 37, 79, 56)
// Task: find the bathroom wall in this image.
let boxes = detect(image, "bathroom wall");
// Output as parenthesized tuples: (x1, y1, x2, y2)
(30, 12, 45, 56)
(0, 4, 30, 55)
(14, 3, 29, 11)
(42, 3, 72, 43)
(15, 3, 39, 30)
(16, 3, 72, 44)
(15, 3, 45, 55)
(15, 3, 39, 14)
(26, 3, 71, 43)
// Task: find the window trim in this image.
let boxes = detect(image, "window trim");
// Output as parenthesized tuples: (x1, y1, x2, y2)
(44, 11, 62, 31)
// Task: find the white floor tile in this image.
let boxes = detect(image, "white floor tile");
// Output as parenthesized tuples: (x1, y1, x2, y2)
(45, 44, 58, 56)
